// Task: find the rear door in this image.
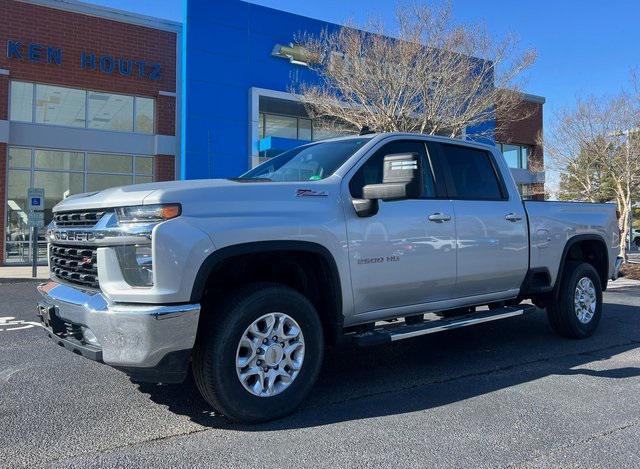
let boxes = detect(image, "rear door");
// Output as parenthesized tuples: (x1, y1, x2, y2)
(345, 138, 457, 317)
(436, 143, 528, 298)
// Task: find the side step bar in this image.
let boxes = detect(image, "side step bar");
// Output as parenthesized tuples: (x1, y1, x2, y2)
(353, 305, 536, 347)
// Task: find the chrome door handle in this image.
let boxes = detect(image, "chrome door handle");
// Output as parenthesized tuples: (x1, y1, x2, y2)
(505, 213, 523, 222)
(428, 213, 451, 222)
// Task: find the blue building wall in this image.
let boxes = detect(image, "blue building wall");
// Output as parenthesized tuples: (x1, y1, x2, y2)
(182, 0, 496, 180)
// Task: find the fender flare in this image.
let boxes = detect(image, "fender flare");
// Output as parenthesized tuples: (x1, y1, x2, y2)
(189, 240, 343, 312)
(553, 234, 610, 293)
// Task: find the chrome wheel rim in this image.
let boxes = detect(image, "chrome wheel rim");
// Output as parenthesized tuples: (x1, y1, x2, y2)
(235, 312, 305, 397)
(574, 277, 597, 324)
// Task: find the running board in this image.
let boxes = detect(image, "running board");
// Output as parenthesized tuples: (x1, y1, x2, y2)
(352, 305, 536, 347)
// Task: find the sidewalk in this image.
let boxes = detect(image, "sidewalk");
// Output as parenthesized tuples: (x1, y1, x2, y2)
(0, 265, 49, 281)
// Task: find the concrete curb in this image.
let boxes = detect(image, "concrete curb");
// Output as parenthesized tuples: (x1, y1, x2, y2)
(608, 278, 640, 289)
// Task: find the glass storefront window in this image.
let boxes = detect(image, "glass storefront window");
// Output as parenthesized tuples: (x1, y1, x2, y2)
(11, 81, 156, 135)
(135, 175, 153, 185)
(6, 169, 32, 264)
(135, 157, 153, 176)
(9, 81, 34, 123)
(499, 143, 529, 169)
(8, 147, 32, 168)
(35, 84, 86, 127)
(88, 92, 134, 132)
(134, 97, 155, 134)
(87, 153, 133, 173)
(35, 150, 84, 171)
(264, 114, 298, 140)
(86, 174, 133, 192)
(259, 113, 265, 139)
(34, 171, 85, 214)
(299, 119, 312, 140)
(5, 147, 155, 263)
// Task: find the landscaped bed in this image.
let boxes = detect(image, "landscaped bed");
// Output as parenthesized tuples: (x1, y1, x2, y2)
(620, 262, 640, 280)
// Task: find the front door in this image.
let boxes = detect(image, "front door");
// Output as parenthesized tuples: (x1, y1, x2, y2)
(345, 139, 457, 317)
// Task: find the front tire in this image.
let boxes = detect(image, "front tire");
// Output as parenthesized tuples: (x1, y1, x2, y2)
(192, 283, 324, 423)
(547, 261, 602, 339)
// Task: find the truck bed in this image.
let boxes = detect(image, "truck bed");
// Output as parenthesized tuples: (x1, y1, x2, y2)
(524, 200, 620, 287)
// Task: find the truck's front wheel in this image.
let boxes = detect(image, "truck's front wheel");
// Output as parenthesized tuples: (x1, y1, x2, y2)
(192, 283, 324, 423)
(547, 261, 602, 339)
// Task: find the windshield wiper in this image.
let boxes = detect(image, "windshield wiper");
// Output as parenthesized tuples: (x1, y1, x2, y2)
(229, 177, 272, 182)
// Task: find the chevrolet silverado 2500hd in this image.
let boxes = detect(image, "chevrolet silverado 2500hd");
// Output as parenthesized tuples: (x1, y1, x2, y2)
(37, 133, 623, 423)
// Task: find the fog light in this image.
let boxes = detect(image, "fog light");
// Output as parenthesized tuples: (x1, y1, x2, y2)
(115, 245, 153, 287)
(81, 327, 99, 346)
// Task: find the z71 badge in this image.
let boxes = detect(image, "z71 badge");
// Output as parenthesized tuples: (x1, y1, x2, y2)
(296, 189, 328, 198)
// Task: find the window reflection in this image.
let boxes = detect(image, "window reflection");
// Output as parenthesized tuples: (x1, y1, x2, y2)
(88, 92, 134, 132)
(10, 81, 33, 123)
(35, 84, 86, 127)
(135, 97, 155, 134)
(10, 81, 155, 135)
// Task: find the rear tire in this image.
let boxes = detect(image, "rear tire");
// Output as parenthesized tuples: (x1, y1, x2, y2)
(192, 283, 324, 423)
(547, 261, 602, 339)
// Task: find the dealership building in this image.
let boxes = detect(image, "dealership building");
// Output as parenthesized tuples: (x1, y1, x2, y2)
(0, 0, 180, 263)
(1, 0, 544, 264)
(183, 0, 545, 191)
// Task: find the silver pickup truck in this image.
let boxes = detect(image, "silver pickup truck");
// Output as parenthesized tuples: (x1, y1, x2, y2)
(37, 133, 623, 423)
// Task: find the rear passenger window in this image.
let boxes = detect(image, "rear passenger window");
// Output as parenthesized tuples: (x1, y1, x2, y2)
(442, 144, 504, 200)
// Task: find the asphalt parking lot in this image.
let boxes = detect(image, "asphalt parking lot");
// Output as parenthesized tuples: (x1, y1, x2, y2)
(1, 281, 640, 468)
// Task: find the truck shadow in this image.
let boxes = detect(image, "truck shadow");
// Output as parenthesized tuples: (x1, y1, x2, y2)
(135, 301, 640, 431)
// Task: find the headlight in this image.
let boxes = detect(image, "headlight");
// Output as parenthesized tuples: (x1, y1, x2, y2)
(113, 204, 180, 287)
(115, 204, 181, 224)
(115, 245, 154, 287)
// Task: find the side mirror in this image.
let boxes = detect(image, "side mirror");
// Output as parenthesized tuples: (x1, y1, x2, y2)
(352, 198, 379, 218)
(352, 152, 421, 218)
(363, 152, 421, 201)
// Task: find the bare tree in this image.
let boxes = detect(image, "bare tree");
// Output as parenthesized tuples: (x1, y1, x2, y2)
(546, 91, 640, 258)
(291, 1, 536, 139)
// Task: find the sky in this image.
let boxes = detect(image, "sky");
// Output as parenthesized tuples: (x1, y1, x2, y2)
(83, 0, 640, 128)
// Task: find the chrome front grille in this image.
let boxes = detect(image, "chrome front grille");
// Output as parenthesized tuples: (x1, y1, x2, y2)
(49, 244, 99, 289)
(53, 210, 107, 227)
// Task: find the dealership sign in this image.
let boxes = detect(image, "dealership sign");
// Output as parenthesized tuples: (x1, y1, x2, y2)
(6, 40, 161, 81)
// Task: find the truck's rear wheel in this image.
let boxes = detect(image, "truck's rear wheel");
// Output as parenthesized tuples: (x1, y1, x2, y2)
(192, 283, 323, 423)
(547, 261, 602, 339)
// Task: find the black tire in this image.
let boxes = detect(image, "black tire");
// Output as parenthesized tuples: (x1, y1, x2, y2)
(192, 283, 324, 423)
(547, 261, 602, 339)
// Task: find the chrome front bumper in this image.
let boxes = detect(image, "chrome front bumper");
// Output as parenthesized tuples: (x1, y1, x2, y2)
(37, 281, 200, 382)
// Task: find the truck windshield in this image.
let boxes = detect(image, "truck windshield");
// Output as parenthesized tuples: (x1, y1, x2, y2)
(237, 138, 372, 182)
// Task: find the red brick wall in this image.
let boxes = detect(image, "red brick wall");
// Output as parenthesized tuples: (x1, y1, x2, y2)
(0, 0, 176, 95)
(0, 73, 8, 120)
(154, 155, 175, 181)
(496, 99, 544, 171)
(0, 0, 177, 135)
(157, 94, 176, 136)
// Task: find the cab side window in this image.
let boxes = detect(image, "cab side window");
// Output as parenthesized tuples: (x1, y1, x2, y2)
(441, 144, 505, 200)
(349, 141, 436, 199)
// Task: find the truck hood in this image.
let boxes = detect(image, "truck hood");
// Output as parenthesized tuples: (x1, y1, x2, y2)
(53, 178, 337, 213)
(53, 179, 243, 212)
